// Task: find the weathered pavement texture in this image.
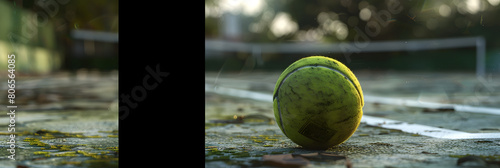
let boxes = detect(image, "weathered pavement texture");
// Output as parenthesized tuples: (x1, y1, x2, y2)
(205, 71, 500, 168)
(0, 70, 118, 168)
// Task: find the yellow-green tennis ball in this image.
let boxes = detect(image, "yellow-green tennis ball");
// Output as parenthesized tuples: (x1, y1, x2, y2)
(273, 56, 364, 149)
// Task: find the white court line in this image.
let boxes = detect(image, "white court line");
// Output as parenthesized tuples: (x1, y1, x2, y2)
(364, 95, 500, 115)
(206, 84, 272, 102)
(361, 115, 500, 139)
(205, 83, 500, 139)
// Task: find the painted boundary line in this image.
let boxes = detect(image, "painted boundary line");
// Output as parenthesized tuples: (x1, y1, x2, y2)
(362, 115, 500, 139)
(205, 84, 500, 139)
(364, 95, 500, 115)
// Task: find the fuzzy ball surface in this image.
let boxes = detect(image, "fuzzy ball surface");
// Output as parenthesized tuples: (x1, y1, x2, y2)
(273, 56, 364, 149)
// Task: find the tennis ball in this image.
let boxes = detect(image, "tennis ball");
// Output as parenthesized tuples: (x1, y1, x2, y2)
(273, 56, 364, 149)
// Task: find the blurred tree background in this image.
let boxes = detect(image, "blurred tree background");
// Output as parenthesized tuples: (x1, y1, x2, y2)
(205, 0, 500, 72)
(2, 0, 118, 73)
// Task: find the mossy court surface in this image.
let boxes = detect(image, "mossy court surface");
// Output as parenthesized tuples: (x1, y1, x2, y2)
(0, 72, 118, 167)
(205, 71, 500, 167)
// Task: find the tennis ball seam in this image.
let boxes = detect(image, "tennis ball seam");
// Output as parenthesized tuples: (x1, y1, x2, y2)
(276, 97, 287, 136)
(274, 65, 361, 139)
(273, 57, 363, 105)
(274, 65, 360, 102)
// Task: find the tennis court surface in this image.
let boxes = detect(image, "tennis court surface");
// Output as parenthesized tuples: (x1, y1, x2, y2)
(205, 71, 500, 167)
